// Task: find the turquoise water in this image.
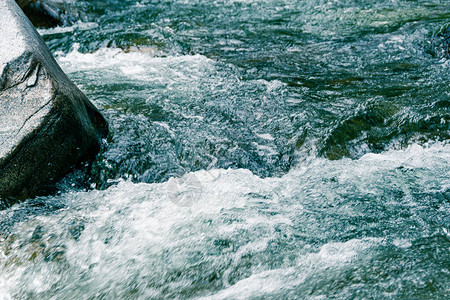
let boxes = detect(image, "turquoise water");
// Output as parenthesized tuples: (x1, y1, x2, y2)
(1, 0, 449, 298)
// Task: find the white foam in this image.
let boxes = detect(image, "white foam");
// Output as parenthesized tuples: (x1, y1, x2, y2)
(256, 133, 275, 141)
(56, 45, 214, 76)
(1, 143, 449, 297)
(37, 22, 98, 36)
(200, 238, 381, 299)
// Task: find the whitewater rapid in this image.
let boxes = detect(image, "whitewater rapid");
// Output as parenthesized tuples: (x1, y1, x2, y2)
(1, 142, 449, 298)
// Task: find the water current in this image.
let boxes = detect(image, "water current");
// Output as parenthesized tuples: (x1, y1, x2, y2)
(1, 0, 449, 298)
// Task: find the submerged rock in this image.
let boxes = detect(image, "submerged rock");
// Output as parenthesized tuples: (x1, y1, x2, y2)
(16, 0, 76, 28)
(0, 0, 108, 204)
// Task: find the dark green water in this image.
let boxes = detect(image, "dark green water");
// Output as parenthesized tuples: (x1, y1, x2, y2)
(1, 0, 449, 298)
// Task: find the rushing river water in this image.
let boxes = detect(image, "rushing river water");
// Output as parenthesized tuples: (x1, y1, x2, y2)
(1, 0, 450, 298)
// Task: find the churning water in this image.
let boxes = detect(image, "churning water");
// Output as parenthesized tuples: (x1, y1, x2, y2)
(1, 0, 449, 298)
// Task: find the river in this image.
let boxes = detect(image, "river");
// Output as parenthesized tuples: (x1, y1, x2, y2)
(1, 0, 449, 298)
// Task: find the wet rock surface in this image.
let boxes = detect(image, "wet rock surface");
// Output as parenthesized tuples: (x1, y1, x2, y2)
(0, 0, 108, 205)
(16, 0, 76, 28)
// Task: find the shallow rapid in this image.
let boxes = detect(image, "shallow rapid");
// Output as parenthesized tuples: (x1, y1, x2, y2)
(1, 0, 449, 298)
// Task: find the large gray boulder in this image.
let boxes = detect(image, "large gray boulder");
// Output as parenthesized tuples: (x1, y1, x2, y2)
(0, 0, 108, 204)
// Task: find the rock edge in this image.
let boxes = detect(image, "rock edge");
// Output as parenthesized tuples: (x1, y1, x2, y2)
(0, 0, 108, 205)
